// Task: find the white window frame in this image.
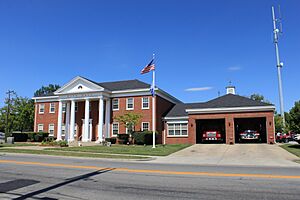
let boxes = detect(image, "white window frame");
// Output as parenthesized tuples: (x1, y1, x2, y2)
(62, 124, 66, 136)
(126, 98, 134, 110)
(39, 104, 45, 114)
(141, 122, 150, 131)
(141, 97, 149, 109)
(48, 124, 55, 136)
(38, 124, 44, 132)
(125, 123, 134, 134)
(49, 103, 55, 113)
(112, 122, 119, 136)
(167, 122, 188, 137)
(112, 99, 119, 111)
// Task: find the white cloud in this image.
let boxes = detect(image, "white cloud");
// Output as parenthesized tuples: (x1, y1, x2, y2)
(185, 87, 213, 92)
(228, 66, 241, 71)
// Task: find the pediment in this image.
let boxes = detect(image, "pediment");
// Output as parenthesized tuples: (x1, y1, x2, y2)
(54, 76, 105, 95)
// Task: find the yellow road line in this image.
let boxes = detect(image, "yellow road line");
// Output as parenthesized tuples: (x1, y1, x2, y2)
(0, 159, 300, 179)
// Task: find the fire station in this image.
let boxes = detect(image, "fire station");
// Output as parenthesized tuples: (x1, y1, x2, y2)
(33, 76, 275, 145)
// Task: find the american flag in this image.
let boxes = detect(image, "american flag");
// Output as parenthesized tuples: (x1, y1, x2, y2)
(140, 59, 155, 74)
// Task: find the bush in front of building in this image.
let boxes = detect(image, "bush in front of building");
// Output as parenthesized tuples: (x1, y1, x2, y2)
(12, 132, 49, 142)
(117, 134, 130, 144)
(105, 137, 116, 144)
(41, 137, 68, 147)
(131, 131, 157, 145)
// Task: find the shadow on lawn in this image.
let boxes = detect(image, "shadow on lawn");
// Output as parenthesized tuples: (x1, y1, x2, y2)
(287, 144, 300, 149)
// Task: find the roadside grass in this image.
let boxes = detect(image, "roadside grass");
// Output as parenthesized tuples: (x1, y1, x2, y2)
(0, 142, 39, 147)
(280, 144, 300, 158)
(0, 148, 147, 159)
(46, 144, 191, 156)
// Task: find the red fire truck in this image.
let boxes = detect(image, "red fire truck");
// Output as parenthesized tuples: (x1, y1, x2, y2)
(202, 131, 223, 142)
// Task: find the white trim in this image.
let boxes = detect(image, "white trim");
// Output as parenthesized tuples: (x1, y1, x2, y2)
(112, 122, 119, 136)
(141, 97, 150, 109)
(126, 97, 134, 110)
(39, 104, 45, 114)
(48, 123, 55, 136)
(54, 76, 106, 95)
(166, 120, 188, 124)
(164, 116, 189, 120)
(37, 124, 44, 132)
(49, 103, 55, 113)
(32, 96, 59, 100)
(112, 98, 119, 111)
(186, 106, 276, 114)
(141, 122, 150, 131)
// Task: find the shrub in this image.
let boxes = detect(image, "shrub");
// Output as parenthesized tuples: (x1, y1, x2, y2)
(41, 139, 68, 147)
(132, 131, 157, 145)
(12, 132, 49, 142)
(117, 134, 129, 144)
(105, 137, 116, 144)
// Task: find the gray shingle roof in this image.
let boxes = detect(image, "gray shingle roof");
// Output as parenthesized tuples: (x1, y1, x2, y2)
(165, 94, 273, 117)
(98, 79, 150, 91)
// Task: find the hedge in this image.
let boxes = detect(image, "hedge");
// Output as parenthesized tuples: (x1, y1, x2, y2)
(105, 137, 117, 144)
(117, 134, 130, 144)
(12, 132, 49, 142)
(131, 131, 157, 145)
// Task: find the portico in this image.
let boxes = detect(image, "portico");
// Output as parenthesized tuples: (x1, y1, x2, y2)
(53, 76, 111, 143)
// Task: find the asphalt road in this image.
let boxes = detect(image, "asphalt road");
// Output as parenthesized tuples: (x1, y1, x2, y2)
(0, 153, 300, 200)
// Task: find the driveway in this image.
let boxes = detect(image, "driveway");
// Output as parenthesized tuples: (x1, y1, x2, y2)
(151, 144, 300, 167)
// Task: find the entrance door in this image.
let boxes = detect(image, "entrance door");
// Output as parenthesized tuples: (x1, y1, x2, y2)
(82, 119, 93, 141)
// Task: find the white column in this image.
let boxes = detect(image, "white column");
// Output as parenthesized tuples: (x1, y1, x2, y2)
(69, 100, 75, 142)
(65, 102, 70, 141)
(83, 99, 90, 142)
(97, 98, 104, 142)
(56, 101, 63, 141)
(105, 99, 111, 138)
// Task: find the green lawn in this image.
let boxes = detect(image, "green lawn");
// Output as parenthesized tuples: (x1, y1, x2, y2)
(46, 144, 191, 156)
(0, 148, 147, 159)
(280, 144, 300, 158)
(0, 142, 39, 147)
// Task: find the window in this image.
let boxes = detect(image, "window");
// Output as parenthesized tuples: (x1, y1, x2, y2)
(142, 122, 149, 131)
(112, 99, 119, 110)
(125, 123, 134, 134)
(75, 102, 78, 112)
(112, 122, 119, 136)
(49, 103, 55, 113)
(168, 123, 188, 136)
(126, 98, 134, 110)
(62, 103, 66, 112)
(38, 124, 44, 132)
(142, 97, 149, 109)
(48, 124, 54, 136)
(39, 104, 45, 114)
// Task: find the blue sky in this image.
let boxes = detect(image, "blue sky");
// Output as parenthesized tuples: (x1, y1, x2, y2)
(0, 0, 299, 111)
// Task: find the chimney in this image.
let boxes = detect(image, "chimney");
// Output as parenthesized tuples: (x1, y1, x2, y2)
(226, 81, 236, 94)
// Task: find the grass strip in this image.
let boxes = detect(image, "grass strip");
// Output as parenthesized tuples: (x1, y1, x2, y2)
(45, 144, 191, 156)
(0, 148, 148, 160)
(0, 143, 39, 147)
(280, 144, 300, 158)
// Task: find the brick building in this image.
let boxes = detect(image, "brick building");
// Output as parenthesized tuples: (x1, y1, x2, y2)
(33, 76, 276, 145)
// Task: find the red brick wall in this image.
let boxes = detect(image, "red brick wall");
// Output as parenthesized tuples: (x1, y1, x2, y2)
(155, 96, 175, 143)
(111, 96, 153, 136)
(35, 102, 59, 136)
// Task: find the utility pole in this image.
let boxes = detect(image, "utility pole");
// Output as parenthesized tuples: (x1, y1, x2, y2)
(5, 90, 15, 139)
(271, 6, 285, 128)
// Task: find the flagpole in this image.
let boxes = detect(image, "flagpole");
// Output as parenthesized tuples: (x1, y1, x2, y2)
(152, 54, 156, 149)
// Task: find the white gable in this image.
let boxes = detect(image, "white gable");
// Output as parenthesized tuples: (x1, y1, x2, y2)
(54, 76, 105, 95)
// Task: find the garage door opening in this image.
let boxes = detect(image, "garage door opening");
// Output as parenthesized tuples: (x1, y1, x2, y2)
(196, 119, 226, 143)
(234, 117, 267, 143)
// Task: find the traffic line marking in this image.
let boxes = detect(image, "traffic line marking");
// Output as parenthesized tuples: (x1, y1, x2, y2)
(1, 159, 300, 179)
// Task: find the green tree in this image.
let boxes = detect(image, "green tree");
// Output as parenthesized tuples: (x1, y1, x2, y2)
(250, 93, 271, 103)
(114, 112, 142, 134)
(289, 100, 300, 133)
(34, 84, 60, 97)
(13, 97, 34, 132)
